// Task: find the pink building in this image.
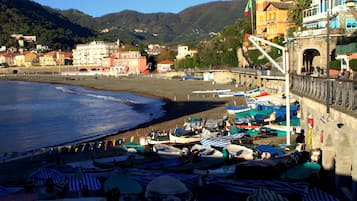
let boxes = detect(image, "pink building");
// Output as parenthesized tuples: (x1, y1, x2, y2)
(101, 51, 147, 75)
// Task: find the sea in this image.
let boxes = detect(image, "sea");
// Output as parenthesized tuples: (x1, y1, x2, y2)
(0, 80, 166, 154)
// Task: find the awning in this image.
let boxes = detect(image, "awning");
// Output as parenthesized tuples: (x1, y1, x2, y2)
(336, 42, 357, 55)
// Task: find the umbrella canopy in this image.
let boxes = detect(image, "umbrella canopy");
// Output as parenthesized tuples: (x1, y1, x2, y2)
(66, 169, 101, 192)
(28, 167, 65, 186)
(145, 175, 191, 201)
(146, 175, 188, 195)
(104, 174, 142, 194)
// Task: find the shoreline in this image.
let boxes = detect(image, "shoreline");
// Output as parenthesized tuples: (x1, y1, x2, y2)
(0, 74, 246, 185)
(0, 75, 244, 158)
(0, 75, 297, 186)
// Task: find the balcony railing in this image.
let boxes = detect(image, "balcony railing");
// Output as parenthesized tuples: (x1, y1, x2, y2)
(291, 74, 357, 112)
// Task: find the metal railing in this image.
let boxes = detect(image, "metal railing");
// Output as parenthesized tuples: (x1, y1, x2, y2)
(291, 74, 357, 112)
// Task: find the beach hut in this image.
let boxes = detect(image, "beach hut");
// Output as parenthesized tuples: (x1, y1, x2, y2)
(28, 167, 65, 186)
(145, 175, 191, 201)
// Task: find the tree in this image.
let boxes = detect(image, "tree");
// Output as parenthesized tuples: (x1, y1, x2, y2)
(288, 0, 312, 28)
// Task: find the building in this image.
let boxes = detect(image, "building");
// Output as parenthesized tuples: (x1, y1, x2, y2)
(264, 2, 292, 40)
(147, 44, 161, 56)
(72, 41, 120, 66)
(39, 51, 65, 66)
(101, 50, 147, 75)
(0, 53, 18, 66)
(255, 0, 292, 40)
(157, 60, 174, 73)
(14, 52, 38, 67)
(176, 45, 198, 60)
(302, 0, 356, 31)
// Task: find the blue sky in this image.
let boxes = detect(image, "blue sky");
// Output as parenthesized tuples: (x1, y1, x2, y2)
(32, 0, 226, 17)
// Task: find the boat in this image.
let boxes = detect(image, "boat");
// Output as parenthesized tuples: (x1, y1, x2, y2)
(152, 143, 184, 159)
(217, 91, 245, 98)
(193, 165, 236, 178)
(226, 105, 251, 115)
(190, 144, 224, 159)
(135, 158, 186, 170)
(161, 144, 225, 173)
(139, 129, 171, 146)
(223, 144, 254, 161)
(168, 128, 202, 144)
(92, 152, 158, 169)
(191, 89, 231, 94)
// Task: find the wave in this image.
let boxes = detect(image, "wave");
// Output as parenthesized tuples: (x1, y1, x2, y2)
(55, 86, 139, 105)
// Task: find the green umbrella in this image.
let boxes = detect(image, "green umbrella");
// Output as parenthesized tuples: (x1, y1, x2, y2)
(104, 174, 142, 194)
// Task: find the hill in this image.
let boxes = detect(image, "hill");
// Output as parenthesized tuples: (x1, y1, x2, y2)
(60, 0, 249, 45)
(0, 0, 95, 50)
(0, 0, 249, 49)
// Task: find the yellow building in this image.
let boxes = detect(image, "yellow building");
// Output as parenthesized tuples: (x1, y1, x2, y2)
(15, 52, 38, 67)
(39, 51, 65, 66)
(255, 0, 292, 40)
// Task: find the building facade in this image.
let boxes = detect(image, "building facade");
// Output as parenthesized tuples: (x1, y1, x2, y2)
(302, 0, 356, 31)
(176, 45, 198, 60)
(72, 41, 120, 66)
(101, 51, 147, 75)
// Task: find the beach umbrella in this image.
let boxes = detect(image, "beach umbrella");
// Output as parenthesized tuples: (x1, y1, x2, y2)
(66, 168, 101, 192)
(27, 167, 65, 186)
(104, 174, 142, 194)
(302, 188, 339, 201)
(145, 175, 191, 201)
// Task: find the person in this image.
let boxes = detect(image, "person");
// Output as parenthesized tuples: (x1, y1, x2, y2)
(349, 69, 354, 80)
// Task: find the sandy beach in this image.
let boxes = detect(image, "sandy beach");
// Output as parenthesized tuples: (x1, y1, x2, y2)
(0, 74, 294, 186)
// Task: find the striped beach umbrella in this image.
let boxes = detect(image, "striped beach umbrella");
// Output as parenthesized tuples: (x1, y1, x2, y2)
(66, 169, 101, 192)
(28, 167, 65, 186)
(302, 188, 339, 201)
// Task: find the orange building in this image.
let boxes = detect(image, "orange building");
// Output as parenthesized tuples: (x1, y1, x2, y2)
(255, 0, 292, 40)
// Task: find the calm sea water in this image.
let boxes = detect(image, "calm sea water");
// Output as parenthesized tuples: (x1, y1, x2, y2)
(0, 80, 166, 154)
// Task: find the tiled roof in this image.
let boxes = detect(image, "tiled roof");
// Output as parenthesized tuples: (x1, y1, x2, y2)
(264, 2, 291, 11)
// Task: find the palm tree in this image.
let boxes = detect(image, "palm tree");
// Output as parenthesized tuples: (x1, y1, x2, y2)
(288, 0, 312, 28)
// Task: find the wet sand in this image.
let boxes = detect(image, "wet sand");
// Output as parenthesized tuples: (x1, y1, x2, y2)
(0, 74, 294, 186)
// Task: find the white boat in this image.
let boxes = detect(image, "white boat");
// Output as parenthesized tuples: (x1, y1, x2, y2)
(152, 144, 183, 159)
(169, 128, 219, 144)
(190, 144, 223, 159)
(191, 89, 231, 94)
(226, 105, 251, 114)
(139, 130, 171, 145)
(224, 144, 254, 160)
(217, 91, 245, 98)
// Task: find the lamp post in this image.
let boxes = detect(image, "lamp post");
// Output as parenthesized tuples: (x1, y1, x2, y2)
(326, 2, 330, 114)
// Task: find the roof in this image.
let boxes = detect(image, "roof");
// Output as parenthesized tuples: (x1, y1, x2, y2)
(264, 2, 291, 11)
(158, 60, 174, 65)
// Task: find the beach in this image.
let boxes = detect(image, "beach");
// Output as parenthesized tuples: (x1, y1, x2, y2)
(0, 74, 294, 186)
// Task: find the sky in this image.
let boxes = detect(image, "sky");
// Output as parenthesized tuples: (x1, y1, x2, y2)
(32, 0, 227, 17)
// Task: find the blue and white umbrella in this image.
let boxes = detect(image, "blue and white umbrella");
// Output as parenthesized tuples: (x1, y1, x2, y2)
(66, 169, 101, 192)
(28, 167, 65, 186)
(302, 188, 339, 201)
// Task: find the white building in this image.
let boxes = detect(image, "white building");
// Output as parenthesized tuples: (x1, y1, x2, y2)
(302, 0, 356, 31)
(176, 45, 198, 60)
(72, 41, 120, 66)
